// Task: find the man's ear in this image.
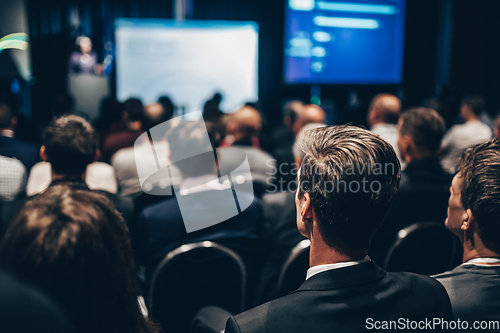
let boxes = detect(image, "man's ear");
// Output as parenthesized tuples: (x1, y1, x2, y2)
(94, 149, 101, 162)
(300, 192, 313, 221)
(461, 209, 474, 231)
(40, 146, 48, 161)
(399, 135, 411, 154)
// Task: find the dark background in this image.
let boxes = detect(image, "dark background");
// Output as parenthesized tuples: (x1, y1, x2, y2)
(21, 0, 500, 129)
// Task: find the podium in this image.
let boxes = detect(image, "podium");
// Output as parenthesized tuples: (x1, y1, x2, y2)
(68, 75, 110, 120)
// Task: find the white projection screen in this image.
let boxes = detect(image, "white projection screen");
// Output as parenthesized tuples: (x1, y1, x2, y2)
(115, 19, 259, 115)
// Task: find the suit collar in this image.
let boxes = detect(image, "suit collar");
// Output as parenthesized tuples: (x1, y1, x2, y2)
(295, 261, 386, 291)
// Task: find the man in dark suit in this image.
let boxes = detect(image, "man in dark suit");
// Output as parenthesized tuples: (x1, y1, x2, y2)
(1, 115, 133, 235)
(370, 108, 453, 263)
(137, 120, 260, 279)
(0, 102, 39, 171)
(435, 139, 500, 323)
(225, 125, 454, 333)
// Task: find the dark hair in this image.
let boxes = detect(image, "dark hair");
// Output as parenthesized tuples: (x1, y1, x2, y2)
(158, 96, 175, 121)
(123, 98, 144, 122)
(94, 96, 123, 130)
(462, 95, 485, 116)
(297, 125, 401, 254)
(282, 100, 302, 124)
(456, 139, 500, 254)
(43, 115, 97, 176)
(0, 103, 14, 129)
(399, 107, 446, 154)
(52, 92, 75, 117)
(0, 186, 158, 333)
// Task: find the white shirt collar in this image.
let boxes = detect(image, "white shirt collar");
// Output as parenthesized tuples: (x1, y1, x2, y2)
(306, 256, 371, 280)
(179, 174, 225, 195)
(462, 257, 500, 267)
(0, 129, 14, 138)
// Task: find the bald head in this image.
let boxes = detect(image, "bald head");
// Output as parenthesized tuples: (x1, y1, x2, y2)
(143, 102, 168, 131)
(293, 104, 326, 135)
(227, 106, 262, 142)
(368, 94, 401, 127)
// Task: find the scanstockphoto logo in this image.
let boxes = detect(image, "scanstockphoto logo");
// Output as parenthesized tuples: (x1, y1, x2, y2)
(134, 110, 254, 233)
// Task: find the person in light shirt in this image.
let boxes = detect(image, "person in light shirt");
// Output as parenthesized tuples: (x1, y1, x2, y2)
(367, 93, 405, 168)
(440, 95, 492, 173)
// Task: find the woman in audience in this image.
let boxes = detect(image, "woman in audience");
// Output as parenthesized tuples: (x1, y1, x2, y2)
(0, 185, 159, 333)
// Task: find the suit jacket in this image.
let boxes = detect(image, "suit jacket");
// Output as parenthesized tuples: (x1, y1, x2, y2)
(435, 264, 500, 322)
(137, 190, 261, 278)
(226, 261, 454, 333)
(0, 135, 40, 171)
(370, 158, 453, 263)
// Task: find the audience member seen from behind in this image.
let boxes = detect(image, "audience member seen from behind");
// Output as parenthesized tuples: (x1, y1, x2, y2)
(441, 95, 492, 173)
(1, 115, 132, 234)
(367, 93, 404, 167)
(0, 186, 158, 333)
(435, 139, 500, 322)
(137, 120, 260, 280)
(292, 103, 325, 136)
(112, 101, 181, 197)
(370, 108, 453, 262)
(0, 102, 39, 171)
(101, 97, 144, 163)
(225, 125, 454, 333)
(217, 105, 275, 189)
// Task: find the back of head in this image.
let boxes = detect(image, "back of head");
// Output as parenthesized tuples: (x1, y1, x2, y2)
(282, 100, 304, 129)
(158, 96, 175, 121)
(298, 125, 401, 254)
(52, 92, 75, 117)
(167, 120, 219, 178)
(294, 104, 326, 134)
(0, 185, 153, 333)
(461, 95, 485, 116)
(399, 108, 446, 154)
(0, 102, 14, 130)
(143, 102, 169, 131)
(123, 98, 144, 122)
(227, 105, 262, 141)
(369, 93, 401, 125)
(43, 115, 97, 176)
(456, 139, 500, 254)
(97, 97, 122, 126)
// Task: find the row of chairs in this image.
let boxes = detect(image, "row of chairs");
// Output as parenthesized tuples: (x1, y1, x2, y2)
(147, 222, 462, 333)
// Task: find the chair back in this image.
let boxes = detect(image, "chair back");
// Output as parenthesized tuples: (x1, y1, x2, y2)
(383, 222, 462, 275)
(149, 241, 246, 333)
(277, 239, 310, 297)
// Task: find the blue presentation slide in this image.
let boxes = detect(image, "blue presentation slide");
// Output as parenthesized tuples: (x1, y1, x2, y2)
(284, 0, 406, 84)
